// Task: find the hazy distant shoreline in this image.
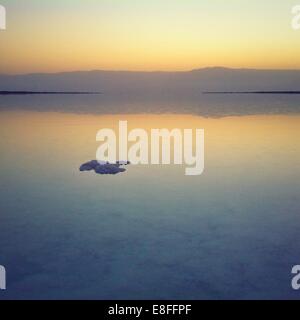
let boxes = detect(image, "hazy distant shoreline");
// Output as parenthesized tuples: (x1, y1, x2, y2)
(2, 90, 300, 96)
(0, 91, 102, 95)
(1, 67, 300, 94)
(203, 91, 300, 95)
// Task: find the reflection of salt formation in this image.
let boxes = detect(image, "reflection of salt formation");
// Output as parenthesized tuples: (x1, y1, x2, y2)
(80, 160, 130, 175)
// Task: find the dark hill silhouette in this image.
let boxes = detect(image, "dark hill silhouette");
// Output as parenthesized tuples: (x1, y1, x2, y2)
(1, 67, 300, 94)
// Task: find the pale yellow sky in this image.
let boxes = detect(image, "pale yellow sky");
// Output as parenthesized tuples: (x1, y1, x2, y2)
(1, 0, 300, 73)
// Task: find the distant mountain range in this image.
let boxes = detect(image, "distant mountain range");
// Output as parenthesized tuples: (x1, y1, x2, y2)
(1, 67, 300, 95)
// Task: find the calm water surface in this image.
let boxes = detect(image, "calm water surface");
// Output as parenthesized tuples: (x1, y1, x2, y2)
(0, 96, 299, 299)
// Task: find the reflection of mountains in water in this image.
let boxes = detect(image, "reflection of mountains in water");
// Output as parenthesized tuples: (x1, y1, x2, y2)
(0, 67, 300, 117)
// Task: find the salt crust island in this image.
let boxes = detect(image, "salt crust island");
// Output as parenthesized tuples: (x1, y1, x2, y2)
(80, 160, 130, 175)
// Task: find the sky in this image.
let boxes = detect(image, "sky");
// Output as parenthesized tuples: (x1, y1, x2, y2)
(0, 0, 300, 74)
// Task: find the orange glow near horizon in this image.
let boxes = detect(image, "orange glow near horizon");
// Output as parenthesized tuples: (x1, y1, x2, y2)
(1, 0, 300, 74)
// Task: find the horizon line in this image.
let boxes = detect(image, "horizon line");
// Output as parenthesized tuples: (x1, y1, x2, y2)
(203, 91, 300, 95)
(0, 91, 103, 96)
(2, 66, 300, 77)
